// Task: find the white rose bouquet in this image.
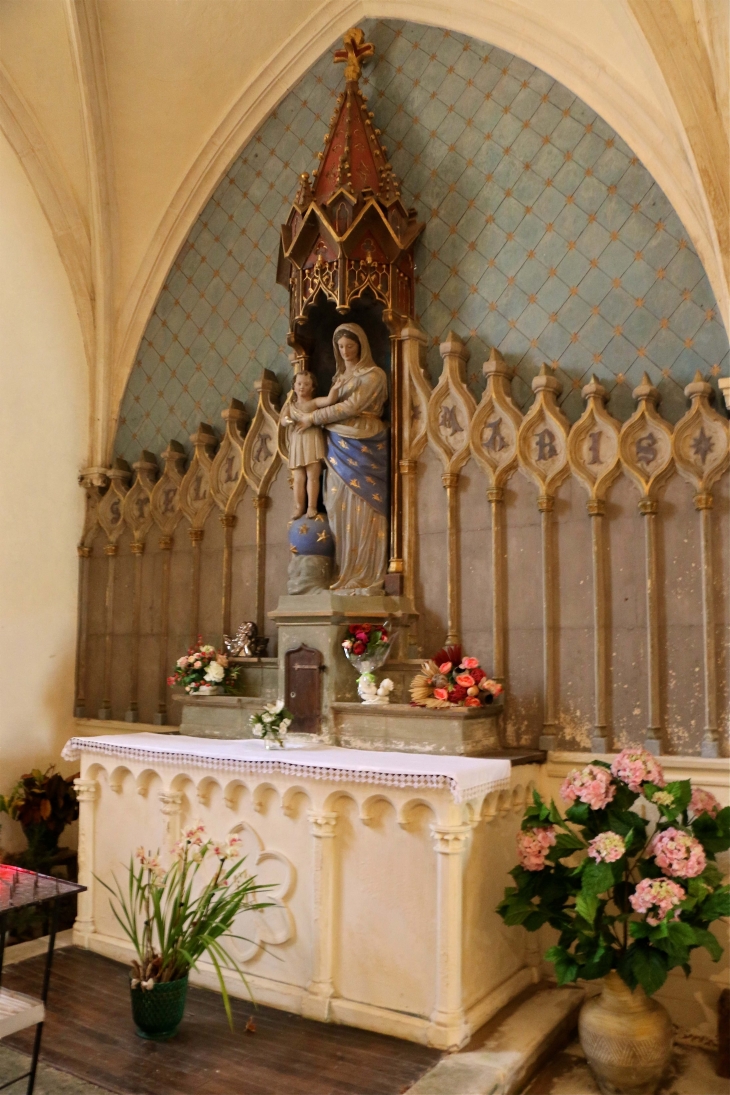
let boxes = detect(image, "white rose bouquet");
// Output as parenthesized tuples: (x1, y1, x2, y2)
(250, 700, 293, 746)
(167, 638, 240, 695)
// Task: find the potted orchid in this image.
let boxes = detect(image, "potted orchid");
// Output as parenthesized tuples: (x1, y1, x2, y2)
(167, 639, 239, 696)
(497, 746, 730, 1094)
(98, 822, 273, 1040)
(250, 700, 293, 747)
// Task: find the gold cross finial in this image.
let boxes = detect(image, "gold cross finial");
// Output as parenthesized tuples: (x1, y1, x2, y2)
(334, 27, 374, 82)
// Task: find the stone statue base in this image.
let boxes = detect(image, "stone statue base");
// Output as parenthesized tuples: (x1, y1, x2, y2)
(331, 701, 502, 755)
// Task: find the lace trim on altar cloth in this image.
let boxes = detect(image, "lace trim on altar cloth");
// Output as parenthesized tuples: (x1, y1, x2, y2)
(61, 736, 510, 804)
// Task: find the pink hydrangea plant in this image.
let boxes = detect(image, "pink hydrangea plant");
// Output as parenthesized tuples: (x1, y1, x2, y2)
(588, 831, 626, 863)
(649, 827, 706, 879)
(516, 826, 556, 871)
(610, 746, 665, 793)
(629, 877, 686, 925)
(689, 787, 721, 820)
(560, 764, 616, 810)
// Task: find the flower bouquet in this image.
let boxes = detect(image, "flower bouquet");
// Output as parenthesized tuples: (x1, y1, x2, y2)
(342, 622, 395, 704)
(98, 822, 273, 1038)
(409, 645, 503, 709)
(0, 766, 79, 865)
(167, 639, 239, 695)
(250, 700, 293, 747)
(497, 746, 730, 993)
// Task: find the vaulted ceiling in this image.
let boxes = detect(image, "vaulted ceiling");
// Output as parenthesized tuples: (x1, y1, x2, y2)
(1, 0, 727, 466)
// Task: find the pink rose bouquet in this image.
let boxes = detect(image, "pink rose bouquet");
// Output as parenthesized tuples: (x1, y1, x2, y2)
(498, 744, 729, 998)
(168, 638, 239, 695)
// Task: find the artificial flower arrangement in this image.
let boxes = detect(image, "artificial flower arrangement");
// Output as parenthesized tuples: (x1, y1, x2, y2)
(341, 622, 391, 663)
(342, 622, 395, 703)
(167, 639, 239, 695)
(409, 645, 503, 709)
(0, 766, 79, 862)
(98, 821, 272, 1028)
(250, 700, 293, 746)
(497, 746, 730, 997)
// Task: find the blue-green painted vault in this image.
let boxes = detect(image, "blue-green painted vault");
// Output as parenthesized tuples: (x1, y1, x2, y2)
(114, 18, 729, 463)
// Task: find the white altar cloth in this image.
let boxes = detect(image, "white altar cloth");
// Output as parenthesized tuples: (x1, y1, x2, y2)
(68, 732, 537, 1050)
(62, 733, 510, 803)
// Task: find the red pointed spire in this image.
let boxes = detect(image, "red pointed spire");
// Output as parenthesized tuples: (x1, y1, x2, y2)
(278, 27, 423, 328)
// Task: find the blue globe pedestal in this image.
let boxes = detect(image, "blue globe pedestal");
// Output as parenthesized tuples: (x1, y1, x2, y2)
(287, 513, 335, 558)
(287, 512, 335, 595)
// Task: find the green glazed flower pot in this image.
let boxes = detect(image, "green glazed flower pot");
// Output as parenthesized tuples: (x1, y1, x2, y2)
(130, 975, 189, 1040)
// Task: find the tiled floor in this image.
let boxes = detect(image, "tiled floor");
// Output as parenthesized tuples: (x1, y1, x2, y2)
(525, 1037, 729, 1095)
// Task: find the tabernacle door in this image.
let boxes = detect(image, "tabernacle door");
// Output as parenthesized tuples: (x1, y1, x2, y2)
(285, 644, 322, 733)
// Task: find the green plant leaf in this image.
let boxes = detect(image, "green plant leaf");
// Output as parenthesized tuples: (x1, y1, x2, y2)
(692, 928, 722, 961)
(544, 945, 579, 985)
(565, 802, 590, 826)
(626, 943, 668, 995)
(700, 889, 730, 921)
(581, 858, 614, 896)
(575, 891, 599, 924)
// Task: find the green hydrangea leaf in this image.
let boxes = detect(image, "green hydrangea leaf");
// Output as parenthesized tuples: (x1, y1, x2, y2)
(581, 858, 614, 896)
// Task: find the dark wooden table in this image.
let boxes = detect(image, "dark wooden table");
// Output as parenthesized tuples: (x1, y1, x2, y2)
(0, 864, 85, 1094)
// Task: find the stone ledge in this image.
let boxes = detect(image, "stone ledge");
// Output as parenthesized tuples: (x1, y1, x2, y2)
(405, 983, 584, 1095)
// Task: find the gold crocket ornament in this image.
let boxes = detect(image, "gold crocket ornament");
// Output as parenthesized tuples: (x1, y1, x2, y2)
(334, 27, 374, 82)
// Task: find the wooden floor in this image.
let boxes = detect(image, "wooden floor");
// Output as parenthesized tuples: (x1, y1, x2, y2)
(3, 948, 440, 1095)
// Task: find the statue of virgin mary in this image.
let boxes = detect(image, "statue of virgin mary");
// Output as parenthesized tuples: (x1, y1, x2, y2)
(296, 323, 388, 594)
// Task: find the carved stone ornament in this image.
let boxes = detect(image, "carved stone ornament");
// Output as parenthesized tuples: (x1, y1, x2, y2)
(97, 458, 132, 543)
(242, 369, 281, 497)
(78, 470, 109, 548)
(469, 348, 522, 490)
(672, 372, 730, 495)
(150, 440, 187, 538)
(179, 423, 218, 529)
(619, 373, 674, 500)
(568, 376, 621, 503)
(122, 451, 159, 545)
(401, 323, 431, 461)
(517, 365, 570, 497)
(210, 399, 248, 514)
(427, 331, 475, 473)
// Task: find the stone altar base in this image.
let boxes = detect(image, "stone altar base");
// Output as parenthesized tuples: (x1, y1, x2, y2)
(331, 701, 502, 755)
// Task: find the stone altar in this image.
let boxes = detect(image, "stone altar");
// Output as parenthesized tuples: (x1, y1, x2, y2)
(64, 732, 539, 1050)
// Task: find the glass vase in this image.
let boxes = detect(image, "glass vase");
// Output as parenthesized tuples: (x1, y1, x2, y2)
(344, 643, 394, 704)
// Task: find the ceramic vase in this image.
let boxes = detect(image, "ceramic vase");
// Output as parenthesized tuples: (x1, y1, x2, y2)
(578, 971, 673, 1095)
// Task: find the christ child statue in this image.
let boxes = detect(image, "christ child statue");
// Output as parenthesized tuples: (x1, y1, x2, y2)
(281, 370, 341, 518)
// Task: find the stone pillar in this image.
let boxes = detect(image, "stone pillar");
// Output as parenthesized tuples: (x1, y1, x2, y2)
(159, 791, 184, 851)
(428, 822, 472, 1050)
(302, 810, 338, 1021)
(73, 778, 98, 946)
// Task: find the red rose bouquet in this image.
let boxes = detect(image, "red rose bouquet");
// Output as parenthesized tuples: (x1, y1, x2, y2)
(409, 645, 503, 709)
(341, 622, 390, 661)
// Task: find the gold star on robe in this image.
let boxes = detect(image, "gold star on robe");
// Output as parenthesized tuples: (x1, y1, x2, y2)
(316, 531, 329, 542)
(299, 524, 309, 535)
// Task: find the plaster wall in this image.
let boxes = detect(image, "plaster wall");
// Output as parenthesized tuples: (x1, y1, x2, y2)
(0, 131, 87, 848)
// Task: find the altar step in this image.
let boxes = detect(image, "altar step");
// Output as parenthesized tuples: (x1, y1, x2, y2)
(405, 982, 585, 1095)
